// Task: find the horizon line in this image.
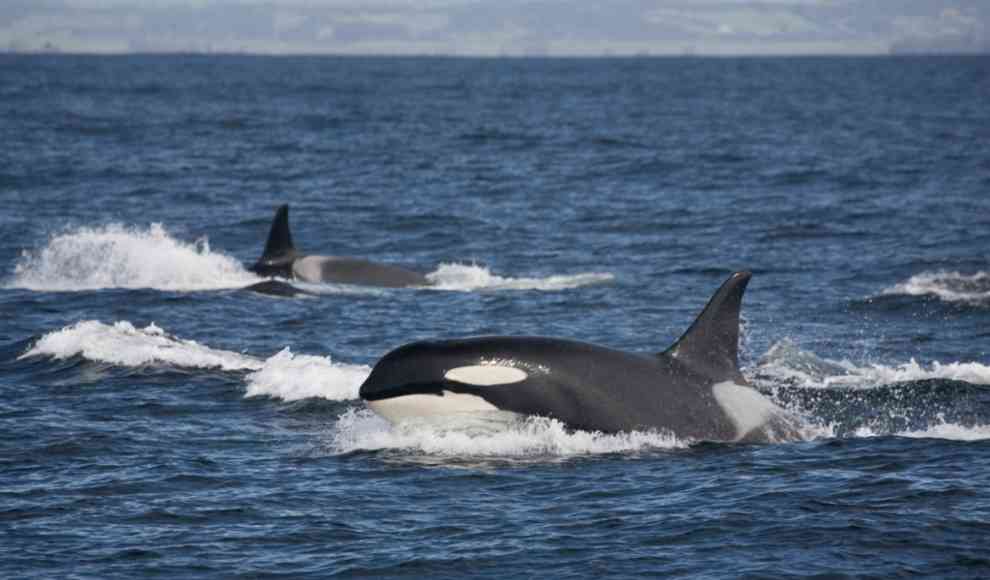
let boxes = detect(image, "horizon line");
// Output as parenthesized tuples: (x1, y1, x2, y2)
(4, 49, 988, 59)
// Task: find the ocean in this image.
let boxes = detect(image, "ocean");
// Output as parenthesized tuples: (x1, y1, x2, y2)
(2, 54, 990, 578)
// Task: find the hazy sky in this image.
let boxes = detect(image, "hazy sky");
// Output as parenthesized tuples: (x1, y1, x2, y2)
(3, 0, 988, 56)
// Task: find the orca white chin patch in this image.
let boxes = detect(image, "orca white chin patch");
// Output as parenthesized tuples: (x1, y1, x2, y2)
(712, 381, 781, 441)
(367, 391, 501, 424)
(444, 365, 528, 386)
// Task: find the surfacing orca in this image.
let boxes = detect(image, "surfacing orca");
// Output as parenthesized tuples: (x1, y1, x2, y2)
(359, 272, 801, 442)
(248, 204, 429, 288)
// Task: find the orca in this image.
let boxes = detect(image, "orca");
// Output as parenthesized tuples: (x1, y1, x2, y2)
(359, 272, 801, 442)
(248, 204, 430, 288)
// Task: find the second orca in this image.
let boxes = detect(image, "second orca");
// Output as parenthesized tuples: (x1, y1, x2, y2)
(248, 204, 429, 288)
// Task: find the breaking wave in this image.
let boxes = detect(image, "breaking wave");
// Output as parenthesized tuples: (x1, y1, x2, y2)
(19, 320, 261, 371)
(19, 320, 369, 402)
(244, 348, 369, 402)
(752, 338, 990, 389)
(856, 420, 990, 441)
(750, 339, 990, 441)
(882, 270, 990, 304)
(8, 224, 260, 292)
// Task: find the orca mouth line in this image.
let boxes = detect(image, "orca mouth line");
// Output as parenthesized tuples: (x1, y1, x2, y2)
(359, 379, 492, 402)
(360, 380, 448, 401)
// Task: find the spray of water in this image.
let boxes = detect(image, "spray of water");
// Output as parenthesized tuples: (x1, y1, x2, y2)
(9, 224, 260, 291)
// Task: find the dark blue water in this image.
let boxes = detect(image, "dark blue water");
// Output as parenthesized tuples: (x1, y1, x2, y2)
(3, 55, 990, 578)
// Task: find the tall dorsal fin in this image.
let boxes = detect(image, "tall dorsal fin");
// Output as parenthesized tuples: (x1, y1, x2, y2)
(662, 271, 751, 382)
(259, 204, 297, 262)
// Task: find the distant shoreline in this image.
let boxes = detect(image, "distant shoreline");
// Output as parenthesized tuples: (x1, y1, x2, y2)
(2, 50, 988, 59)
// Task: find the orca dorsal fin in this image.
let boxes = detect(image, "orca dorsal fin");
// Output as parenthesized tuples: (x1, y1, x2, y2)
(662, 271, 752, 382)
(259, 204, 296, 262)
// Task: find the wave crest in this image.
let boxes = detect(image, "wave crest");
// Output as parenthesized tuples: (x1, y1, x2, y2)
(19, 320, 261, 371)
(751, 339, 990, 441)
(244, 348, 370, 402)
(20, 320, 368, 401)
(9, 223, 260, 292)
(882, 270, 990, 304)
(754, 338, 990, 389)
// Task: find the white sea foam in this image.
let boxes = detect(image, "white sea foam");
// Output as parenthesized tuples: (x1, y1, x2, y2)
(854, 421, 990, 441)
(751, 340, 990, 441)
(20, 320, 368, 401)
(895, 422, 990, 441)
(753, 338, 990, 390)
(882, 270, 990, 304)
(8, 223, 260, 292)
(330, 408, 688, 457)
(19, 320, 262, 370)
(244, 348, 370, 402)
(834, 359, 990, 387)
(425, 262, 614, 291)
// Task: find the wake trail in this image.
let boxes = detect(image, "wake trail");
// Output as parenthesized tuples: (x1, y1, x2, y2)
(24, 322, 990, 450)
(7, 224, 614, 293)
(20, 320, 369, 402)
